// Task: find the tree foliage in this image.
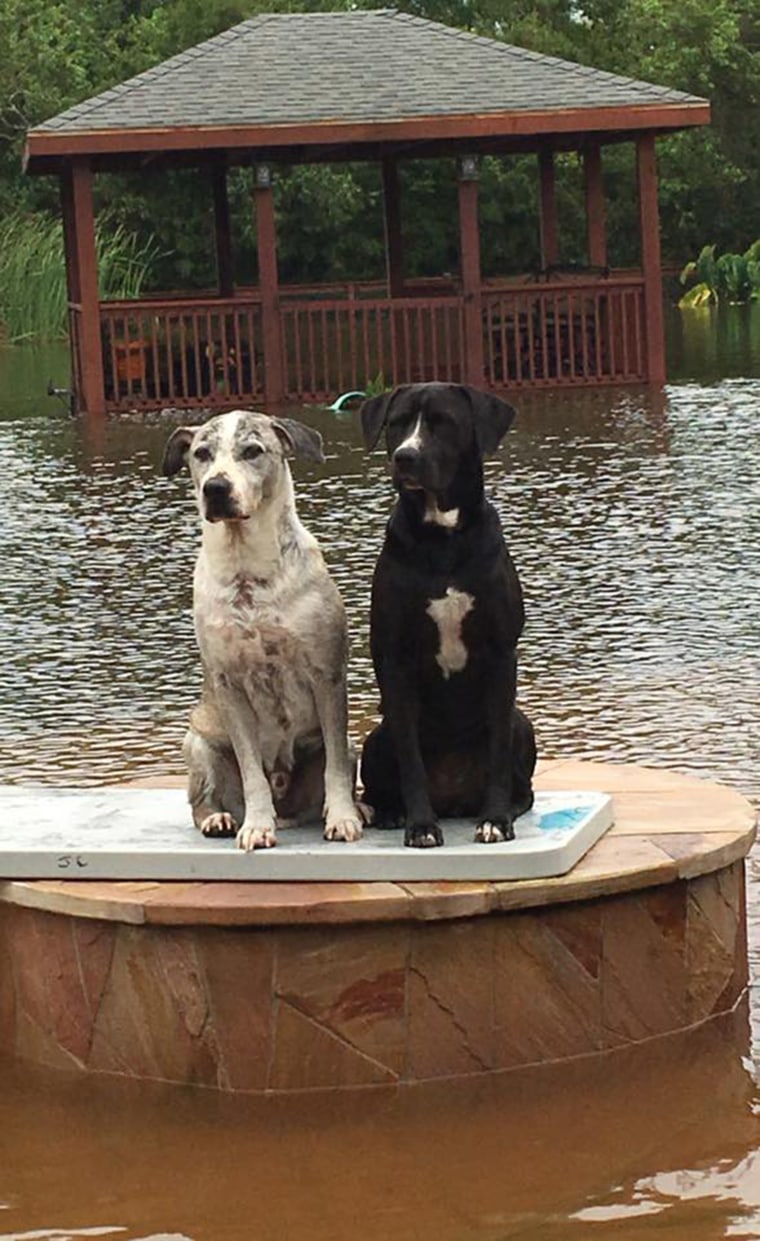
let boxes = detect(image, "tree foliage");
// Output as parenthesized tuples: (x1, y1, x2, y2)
(2, 0, 760, 293)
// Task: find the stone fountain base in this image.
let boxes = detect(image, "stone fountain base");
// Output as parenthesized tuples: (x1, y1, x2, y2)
(0, 760, 755, 1093)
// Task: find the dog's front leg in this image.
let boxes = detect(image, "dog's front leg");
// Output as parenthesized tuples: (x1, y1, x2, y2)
(475, 650, 517, 844)
(312, 676, 364, 842)
(214, 682, 278, 851)
(381, 659, 442, 848)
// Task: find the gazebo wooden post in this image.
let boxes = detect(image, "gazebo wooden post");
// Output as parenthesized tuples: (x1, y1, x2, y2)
(68, 157, 105, 415)
(253, 166, 284, 406)
(457, 157, 484, 387)
(538, 148, 560, 269)
(636, 133, 666, 385)
(212, 159, 234, 298)
(583, 144, 607, 267)
(381, 156, 405, 297)
(60, 169, 80, 304)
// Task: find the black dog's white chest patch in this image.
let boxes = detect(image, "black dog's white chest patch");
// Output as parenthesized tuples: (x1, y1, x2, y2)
(426, 588, 475, 678)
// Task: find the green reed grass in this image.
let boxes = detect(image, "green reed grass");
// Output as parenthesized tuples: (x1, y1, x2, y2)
(0, 212, 161, 342)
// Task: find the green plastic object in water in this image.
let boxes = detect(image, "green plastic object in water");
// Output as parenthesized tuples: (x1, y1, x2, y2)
(327, 390, 366, 413)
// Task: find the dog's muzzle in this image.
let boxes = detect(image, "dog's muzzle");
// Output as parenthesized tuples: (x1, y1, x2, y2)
(392, 446, 425, 491)
(202, 474, 242, 522)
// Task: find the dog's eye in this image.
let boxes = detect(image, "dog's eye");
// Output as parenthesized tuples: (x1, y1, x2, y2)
(241, 443, 263, 460)
(193, 446, 212, 462)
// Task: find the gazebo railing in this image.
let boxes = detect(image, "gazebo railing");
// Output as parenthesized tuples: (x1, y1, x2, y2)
(280, 296, 466, 401)
(98, 295, 265, 409)
(90, 275, 648, 411)
(482, 277, 646, 387)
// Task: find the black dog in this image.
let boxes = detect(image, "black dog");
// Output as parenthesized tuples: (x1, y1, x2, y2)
(360, 382, 536, 849)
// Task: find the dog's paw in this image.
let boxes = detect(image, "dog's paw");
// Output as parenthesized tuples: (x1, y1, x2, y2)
(404, 821, 444, 848)
(236, 824, 277, 851)
(474, 818, 515, 844)
(200, 812, 238, 838)
(324, 814, 364, 843)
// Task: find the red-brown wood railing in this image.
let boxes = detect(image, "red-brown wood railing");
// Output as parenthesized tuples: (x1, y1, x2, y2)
(482, 278, 646, 387)
(99, 296, 265, 409)
(280, 297, 466, 401)
(90, 275, 648, 412)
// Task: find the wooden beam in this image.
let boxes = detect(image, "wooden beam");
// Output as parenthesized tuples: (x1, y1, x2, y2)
(254, 181, 284, 406)
(69, 158, 105, 415)
(637, 133, 666, 386)
(381, 156, 405, 298)
(457, 168, 484, 387)
(538, 149, 559, 267)
(583, 144, 607, 267)
(211, 160, 234, 297)
(25, 101, 712, 168)
(24, 123, 710, 176)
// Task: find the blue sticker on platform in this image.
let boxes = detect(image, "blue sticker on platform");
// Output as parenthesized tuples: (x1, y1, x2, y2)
(538, 808, 589, 832)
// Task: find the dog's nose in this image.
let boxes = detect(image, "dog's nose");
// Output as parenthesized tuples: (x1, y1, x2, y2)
(393, 446, 421, 474)
(203, 475, 232, 503)
(203, 474, 237, 519)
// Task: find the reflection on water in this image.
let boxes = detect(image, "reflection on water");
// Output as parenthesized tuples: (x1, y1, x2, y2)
(0, 338, 758, 1241)
(0, 1007, 756, 1241)
(666, 301, 760, 383)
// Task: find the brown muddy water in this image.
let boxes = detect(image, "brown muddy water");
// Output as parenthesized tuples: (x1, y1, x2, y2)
(0, 317, 759, 1240)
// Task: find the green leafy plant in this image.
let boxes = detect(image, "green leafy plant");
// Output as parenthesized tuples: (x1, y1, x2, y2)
(679, 241, 760, 307)
(364, 372, 390, 398)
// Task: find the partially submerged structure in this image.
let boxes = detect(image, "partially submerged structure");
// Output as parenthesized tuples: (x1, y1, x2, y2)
(24, 9, 710, 413)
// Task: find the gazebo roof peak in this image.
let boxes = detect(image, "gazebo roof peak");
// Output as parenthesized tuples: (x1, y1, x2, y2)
(26, 8, 709, 168)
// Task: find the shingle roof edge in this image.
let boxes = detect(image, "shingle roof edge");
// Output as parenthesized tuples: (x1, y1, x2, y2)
(33, 7, 707, 136)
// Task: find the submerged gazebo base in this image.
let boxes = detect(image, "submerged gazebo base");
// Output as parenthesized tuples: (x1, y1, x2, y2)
(0, 760, 754, 1093)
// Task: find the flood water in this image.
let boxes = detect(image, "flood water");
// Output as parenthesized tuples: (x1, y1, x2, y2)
(1, 306, 759, 1239)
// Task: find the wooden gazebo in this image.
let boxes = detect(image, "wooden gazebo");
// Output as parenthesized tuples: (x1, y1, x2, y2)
(24, 9, 710, 414)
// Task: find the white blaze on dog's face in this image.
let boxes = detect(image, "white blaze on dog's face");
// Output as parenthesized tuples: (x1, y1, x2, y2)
(360, 383, 518, 514)
(162, 410, 324, 525)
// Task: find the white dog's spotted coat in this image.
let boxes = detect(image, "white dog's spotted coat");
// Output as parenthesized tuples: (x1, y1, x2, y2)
(426, 587, 474, 678)
(164, 410, 363, 852)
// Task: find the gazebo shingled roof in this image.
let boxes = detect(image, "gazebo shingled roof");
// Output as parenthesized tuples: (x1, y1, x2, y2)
(25, 9, 708, 169)
(25, 9, 711, 413)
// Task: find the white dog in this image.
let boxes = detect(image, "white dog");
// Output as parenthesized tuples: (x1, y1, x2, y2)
(162, 409, 363, 851)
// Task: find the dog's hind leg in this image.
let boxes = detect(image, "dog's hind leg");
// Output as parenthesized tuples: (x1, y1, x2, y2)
(510, 706, 537, 817)
(184, 728, 245, 838)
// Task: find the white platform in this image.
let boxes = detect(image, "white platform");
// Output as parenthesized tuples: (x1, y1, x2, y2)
(0, 787, 612, 882)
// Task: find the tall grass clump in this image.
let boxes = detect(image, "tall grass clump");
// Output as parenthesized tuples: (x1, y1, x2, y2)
(0, 212, 161, 342)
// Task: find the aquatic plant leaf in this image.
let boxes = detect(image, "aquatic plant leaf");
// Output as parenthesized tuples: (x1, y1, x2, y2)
(678, 282, 715, 308)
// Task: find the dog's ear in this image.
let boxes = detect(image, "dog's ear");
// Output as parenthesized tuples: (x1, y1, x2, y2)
(462, 387, 517, 455)
(360, 385, 410, 451)
(270, 417, 325, 464)
(162, 426, 195, 477)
